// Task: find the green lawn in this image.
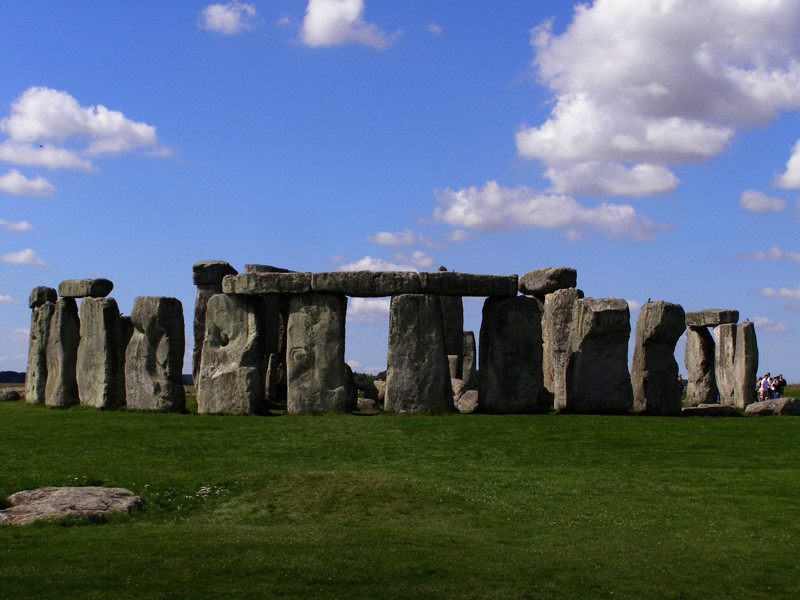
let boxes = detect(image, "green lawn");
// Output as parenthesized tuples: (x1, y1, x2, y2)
(1, 401, 799, 599)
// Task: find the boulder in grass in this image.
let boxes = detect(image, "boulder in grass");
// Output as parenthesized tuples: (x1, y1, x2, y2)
(0, 487, 142, 526)
(0, 388, 22, 401)
(682, 404, 741, 417)
(744, 398, 800, 416)
(456, 389, 479, 413)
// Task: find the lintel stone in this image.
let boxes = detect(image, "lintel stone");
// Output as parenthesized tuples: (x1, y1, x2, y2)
(244, 264, 294, 274)
(223, 272, 312, 295)
(58, 278, 113, 299)
(519, 267, 577, 297)
(312, 271, 420, 297)
(192, 260, 238, 286)
(686, 309, 739, 327)
(418, 272, 518, 296)
(29, 286, 57, 309)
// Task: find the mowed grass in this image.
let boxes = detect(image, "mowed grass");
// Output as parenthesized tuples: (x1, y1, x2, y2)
(1, 401, 799, 599)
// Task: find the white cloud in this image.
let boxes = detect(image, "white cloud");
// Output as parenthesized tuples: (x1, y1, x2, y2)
(0, 295, 19, 304)
(519, 0, 800, 196)
(444, 229, 475, 243)
(432, 180, 666, 241)
(300, 0, 397, 49)
(198, 2, 259, 34)
(393, 249, 434, 269)
(1, 248, 48, 267)
(738, 189, 786, 212)
(545, 161, 679, 196)
(0, 169, 54, 196)
(336, 256, 417, 271)
(739, 245, 800, 262)
(0, 219, 34, 232)
(752, 316, 790, 333)
(757, 286, 800, 299)
(367, 229, 435, 248)
(627, 299, 642, 312)
(347, 297, 390, 323)
(774, 138, 800, 188)
(0, 87, 168, 170)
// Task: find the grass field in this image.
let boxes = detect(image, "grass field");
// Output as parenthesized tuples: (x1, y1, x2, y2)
(1, 399, 799, 599)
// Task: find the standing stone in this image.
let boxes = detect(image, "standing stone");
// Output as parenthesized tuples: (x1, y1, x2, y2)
(385, 294, 454, 413)
(45, 298, 80, 407)
(563, 298, 633, 413)
(733, 321, 758, 409)
(461, 331, 477, 390)
(714, 324, 737, 406)
(29, 286, 57, 309)
(631, 301, 686, 415)
(543, 288, 584, 410)
(286, 294, 350, 413)
(26, 300, 56, 404)
(478, 296, 545, 413)
(197, 294, 266, 415)
(125, 297, 185, 412)
(192, 260, 238, 385)
(684, 326, 717, 406)
(436, 267, 464, 379)
(77, 297, 125, 409)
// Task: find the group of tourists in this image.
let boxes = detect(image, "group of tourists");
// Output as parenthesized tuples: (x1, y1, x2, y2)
(757, 372, 787, 401)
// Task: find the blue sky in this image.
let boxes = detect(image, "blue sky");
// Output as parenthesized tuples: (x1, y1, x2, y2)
(2, 0, 800, 380)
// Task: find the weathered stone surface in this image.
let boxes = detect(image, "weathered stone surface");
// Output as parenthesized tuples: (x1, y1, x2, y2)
(461, 331, 477, 391)
(197, 294, 266, 415)
(714, 324, 737, 406)
(451, 378, 467, 404)
(563, 298, 633, 413)
(682, 404, 741, 417)
(745, 397, 800, 416)
(192, 285, 220, 384)
(357, 398, 376, 410)
(544, 288, 584, 410)
(57, 278, 113, 299)
(632, 301, 686, 415)
(418, 271, 518, 297)
(686, 309, 739, 327)
(311, 271, 420, 296)
(286, 294, 351, 413)
(45, 298, 80, 408)
(223, 272, 312, 295)
(519, 267, 577, 297)
(438, 275, 464, 378)
(374, 379, 386, 403)
(684, 326, 717, 406)
(244, 264, 294, 274)
(479, 296, 545, 413)
(192, 260, 238, 286)
(0, 487, 142, 526)
(456, 389, 479, 413)
(385, 294, 454, 413)
(28, 286, 56, 309)
(125, 297, 185, 412)
(733, 321, 758, 409)
(25, 301, 55, 405)
(0, 389, 22, 401)
(345, 363, 358, 409)
(77, 297, 125, 409)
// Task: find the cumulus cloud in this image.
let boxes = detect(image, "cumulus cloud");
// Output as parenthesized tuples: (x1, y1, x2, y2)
(0, 87, 168, 170)
(0, 169, 54, 196)
(757, 286, 800, 300)
(774, 138, 800, 188)
(1, 248, 48, 267)
(752, 316, 790, 333)
(0, 219, 33, 232)
(367, 229, 435, 248)
(300, 0, 397, 49)
(444, 229, 476, 243)
(336, 256, 417, 271)
(627, 299, 642, 312)
(432, 180, 666, 241)
(392, 250, 434, 269)
(0, 295, 18, 304)
(519, 0, 800, 196)
(347, 297, 390, 324)
(738, 189, 786, 212)
(739, 245, 800, 262)
(198, 2, 259, 34)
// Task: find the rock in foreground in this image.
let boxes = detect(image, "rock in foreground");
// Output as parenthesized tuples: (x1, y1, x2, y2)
(0, 486, 142, 526)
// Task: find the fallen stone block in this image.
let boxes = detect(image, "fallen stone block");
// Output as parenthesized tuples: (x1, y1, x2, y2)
(744, 397, 800, 416)
(456, 389, 479, 413)
(0, 389, 22, 401)
(682, 404, 741, 417)
(0, 487, 142, 526)
(58, 278, 113, 299)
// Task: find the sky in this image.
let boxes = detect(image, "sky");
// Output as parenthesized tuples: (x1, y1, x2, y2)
(2, 0, 800, 380)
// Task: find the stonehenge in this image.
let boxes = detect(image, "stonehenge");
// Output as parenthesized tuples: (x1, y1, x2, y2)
(21, 262, 762, 417)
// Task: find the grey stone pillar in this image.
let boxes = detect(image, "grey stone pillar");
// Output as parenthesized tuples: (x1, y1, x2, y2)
(564, 297, 633, 413)
(77, 297, 125, 408)
(25, 286, 57, 404)
(385, 294, 453, 413)
(733, 321, 758, 409)
(197, 293, 266, 415)
(286, 293, 350, 413)
(436, 267, 464, 379)
(461, 330, 477, 390)
(543, 288, 584, 411)
(631, 300, 686, 415)
(478, 296, 545, 413)
(192, 260, 238, 385)
(684, 326, 717, 406)
(125, 296, 185, 412)
(45, 298, 80, 407)
(714, 324, 737, 405)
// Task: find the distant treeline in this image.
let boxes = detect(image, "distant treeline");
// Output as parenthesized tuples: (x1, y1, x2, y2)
(0, 371, 25, 384)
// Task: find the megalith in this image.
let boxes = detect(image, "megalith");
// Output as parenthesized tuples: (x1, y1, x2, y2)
(563, 298, 633, 413)
(76, 297, 125, 409)
(478, 296, 545, 413)
(58, 278, 113, 299)
(519, 267, 577, 299)
(461, 330, 478, 391)
(286, 293, 350, 413)
(45, 298, 80, 407)
(733, 321, 758, 409)
(436, 267, 464, 379)
(714, 324, 737, 406)
(197, 293, 266, 415)
(543, 288, 584, 411)
(385, 294, 453, 413)
(631, 300, 686, 415)
(25, 287, 57, 405)
(192, 260, 238, 385)
(684, 327, 717, 406)
(125, 297, 185, 412)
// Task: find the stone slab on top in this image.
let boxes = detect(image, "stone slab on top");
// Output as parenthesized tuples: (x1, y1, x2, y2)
(223, 272, 313, 295)
(192, 260, 238, 286)
(519, 267, 577, 296)
(685, 309, 739, 327)
(29, 286, 57, 308)
(418, 271, 518, 297)
(58, 278, 113, 299)
(311, 271, 420, 297)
